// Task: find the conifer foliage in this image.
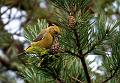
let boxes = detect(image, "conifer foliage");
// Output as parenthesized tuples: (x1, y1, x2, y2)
(17, 0, 120, 83)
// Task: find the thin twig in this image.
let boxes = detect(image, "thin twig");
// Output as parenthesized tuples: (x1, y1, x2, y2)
(71, 76, 82, 83)
(0, 6, 12, 16)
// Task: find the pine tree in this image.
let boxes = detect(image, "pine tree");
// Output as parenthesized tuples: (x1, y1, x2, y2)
(0, 0, 120, 83)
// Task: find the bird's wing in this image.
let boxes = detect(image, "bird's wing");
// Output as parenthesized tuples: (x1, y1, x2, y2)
(32, 29, 47, 42)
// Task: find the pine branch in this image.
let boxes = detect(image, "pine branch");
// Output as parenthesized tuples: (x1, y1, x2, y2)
(80, 56, 91, 83)
(102, 66, 120, 83)
(73, 29, 81, 52)
(83, 31, 108, 56)
(73, 29, 91, 83)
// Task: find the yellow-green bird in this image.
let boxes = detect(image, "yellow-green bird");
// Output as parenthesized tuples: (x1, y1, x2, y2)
(25, 25, 60, 53)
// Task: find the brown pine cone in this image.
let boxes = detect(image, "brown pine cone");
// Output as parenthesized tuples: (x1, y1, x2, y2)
(50, 42, 60, 54)
(49, 35, 60, 54)
(68, 15, 76, 28)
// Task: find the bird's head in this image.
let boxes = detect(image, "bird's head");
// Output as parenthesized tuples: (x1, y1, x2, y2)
(48, 25, 61, 36)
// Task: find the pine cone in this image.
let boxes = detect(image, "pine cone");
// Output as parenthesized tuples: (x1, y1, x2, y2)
(68, 15, 76, 28)
(50, 42, 60, 54)
(49, 36, 60, 54)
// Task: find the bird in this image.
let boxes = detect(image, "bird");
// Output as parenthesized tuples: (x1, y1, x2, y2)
(25, 25, 60, 54)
